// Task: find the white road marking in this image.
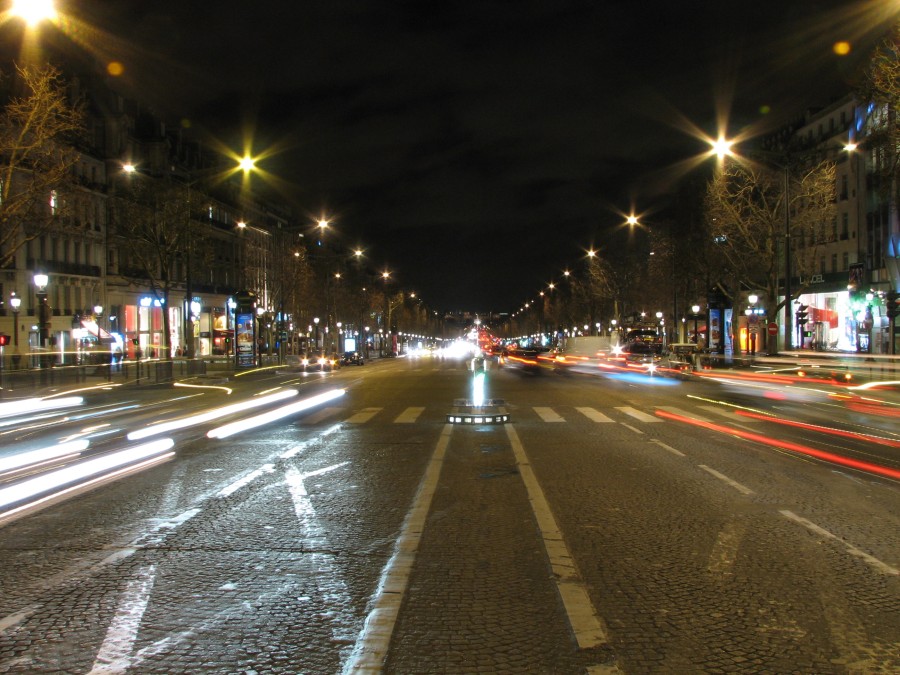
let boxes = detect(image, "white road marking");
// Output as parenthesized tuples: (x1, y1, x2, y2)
(615, 406, 660, 423)
(697, 404, 760, 422)
(707, 520, 746, 576)
(345, 407, 382, 424)
(505, 424, 609, 650)
(88, 565, 157, 673)
(284, 463, 357, 648)
(698, 465, 754, 495)
(657, 406, 712, 423)
(216, 464, 275, 498)
(302, 406, 343, 424)
(576, 407, 615, 423)
(780, 510, 899, 576)
(394, 406, 425, 423)
(649, 439, 685, 457)
(344, 424, 454, 672)
(534, 407, 565, 422)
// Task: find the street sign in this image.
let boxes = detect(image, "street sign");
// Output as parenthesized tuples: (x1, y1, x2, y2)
(767, 322, 778, 336)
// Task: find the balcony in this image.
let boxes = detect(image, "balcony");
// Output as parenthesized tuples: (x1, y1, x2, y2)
(27, 259, 101, 278)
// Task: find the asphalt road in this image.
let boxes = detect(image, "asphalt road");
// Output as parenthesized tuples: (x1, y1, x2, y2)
(0, 354, 897, 673)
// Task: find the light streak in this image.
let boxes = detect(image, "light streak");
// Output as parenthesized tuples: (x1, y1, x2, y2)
(0, 439, 175, 512)
(733, 410, 900, 448)
(0, 397, 83, 419)
(126, 389, 298, 441)
(172, 382, 233, 394)
(655, 410, 900, 481)
(207, 389, 345, 439)
(0, 440, 89, 475)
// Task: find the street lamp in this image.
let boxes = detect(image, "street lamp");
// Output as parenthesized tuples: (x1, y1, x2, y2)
(691, 304, 701, 344)
(313, 316, 320, 350)
(9, 293, 21, 351)
(33, 273, 50, 367)
(93, 304, 103, 359)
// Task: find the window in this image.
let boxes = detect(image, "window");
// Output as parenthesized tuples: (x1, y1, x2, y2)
(840, 175, 848, 200)
(831, 254, 837, 273)
(841, 213, 849, 239)
(49, 190, 59, 215)
(820, 257, 826, 274)
(842, 252, 849, 270)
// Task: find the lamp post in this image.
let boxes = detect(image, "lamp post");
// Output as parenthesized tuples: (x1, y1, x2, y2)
(746, 294, 759, 355)
(33, 273, 50, 368)
(313, 316, 320, 350)
(93, 304, 103, 361)
(9, 293, 21, 358)
(691, 304, 701, 344)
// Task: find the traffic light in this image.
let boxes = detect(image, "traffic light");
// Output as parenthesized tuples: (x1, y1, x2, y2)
(887, 290, 900, 320)
(796, 304, 809, 326)
(0, 334, 9, 346)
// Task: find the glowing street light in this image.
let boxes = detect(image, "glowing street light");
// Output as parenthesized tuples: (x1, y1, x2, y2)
(10, 0, 57, 26)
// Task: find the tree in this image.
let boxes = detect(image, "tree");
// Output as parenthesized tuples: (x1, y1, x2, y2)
(0, 64, 83, 267)
(112, 178, 194, 359)
(704, 159, 836, 352)
(858, 20, 899, 199)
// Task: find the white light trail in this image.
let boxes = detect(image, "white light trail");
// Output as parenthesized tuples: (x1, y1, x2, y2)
(127, 389, 298, 441)
(0, 439, 175, 511)
(207, 389, 346, 439)
(0, 397, 83, 419)
(0, 440, 89, 474)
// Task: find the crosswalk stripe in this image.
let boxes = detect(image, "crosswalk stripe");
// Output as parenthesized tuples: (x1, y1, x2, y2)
(576, 407, 615, 423)
(303, 406, 343, 424)
(394, 407, 425, 423)
(345, 407, 382, 424)
(657, 406, 712, 423)
(697, 405, 760, 422)
(534, 407, 566, 423)
(615, 406, 661, 423)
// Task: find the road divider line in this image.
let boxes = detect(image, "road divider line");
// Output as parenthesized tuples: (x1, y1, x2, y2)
(707, 520, 746, 576)
(88, 565, 157, 674)
(505, 424, 609, 650)
(780, 510, 898, 576)
(343, 424, 454, 673)
(698, 465, 755, 495)
(649, 439, 685, 457)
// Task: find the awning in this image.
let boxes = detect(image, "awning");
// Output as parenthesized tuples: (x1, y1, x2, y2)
(808, 306, 838, 328)
(80, 319, 115, 341)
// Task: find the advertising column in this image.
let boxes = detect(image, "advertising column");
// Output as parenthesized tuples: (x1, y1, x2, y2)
(234, 291, 257, 369)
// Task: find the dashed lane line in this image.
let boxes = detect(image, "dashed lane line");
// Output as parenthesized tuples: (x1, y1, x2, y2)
(505, 424, 610, 651)
(343, 424, 454, 673)
(698, 465, 755, 495)
(780, 510, 898, 576)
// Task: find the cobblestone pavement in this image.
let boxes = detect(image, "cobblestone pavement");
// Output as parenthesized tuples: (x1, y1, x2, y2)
(0, 358, 896, 673)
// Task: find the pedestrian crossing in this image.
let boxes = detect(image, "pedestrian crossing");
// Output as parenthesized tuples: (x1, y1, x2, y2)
(308, 404, 761, 426)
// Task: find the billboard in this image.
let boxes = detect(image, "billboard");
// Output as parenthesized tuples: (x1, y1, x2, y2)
(236, 312, 255, 368)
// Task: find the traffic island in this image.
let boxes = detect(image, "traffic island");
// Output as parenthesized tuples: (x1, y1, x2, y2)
(447, 398, 509, 425)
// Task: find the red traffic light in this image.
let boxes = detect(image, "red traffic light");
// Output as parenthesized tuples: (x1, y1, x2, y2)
(0, 334, 9, 346)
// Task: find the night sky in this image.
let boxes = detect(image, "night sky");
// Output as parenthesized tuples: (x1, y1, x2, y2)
(26, 1, 900, 312)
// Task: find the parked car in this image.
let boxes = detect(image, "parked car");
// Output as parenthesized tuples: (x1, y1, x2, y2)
(341, 351, 365, 366)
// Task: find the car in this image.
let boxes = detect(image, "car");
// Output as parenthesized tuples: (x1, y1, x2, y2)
(341, 351, 365, 366)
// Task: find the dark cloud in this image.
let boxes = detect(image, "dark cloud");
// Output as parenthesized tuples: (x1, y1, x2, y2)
(70, 0, 897, 310)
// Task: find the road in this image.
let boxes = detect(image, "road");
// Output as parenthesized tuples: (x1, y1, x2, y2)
(0, 353, 897, 673)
